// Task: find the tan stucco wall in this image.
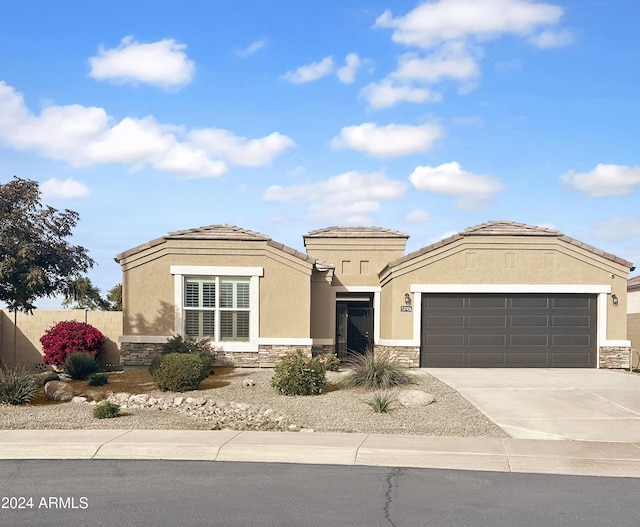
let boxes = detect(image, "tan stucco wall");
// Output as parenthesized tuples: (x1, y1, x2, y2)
(119, 240, 312, 339)
(305, 238, 406, 287)
(629, 289, 640, 367)
(380, 236, 631, 342)
(0, 309, 122, 368)
(309, 270, 334, 340)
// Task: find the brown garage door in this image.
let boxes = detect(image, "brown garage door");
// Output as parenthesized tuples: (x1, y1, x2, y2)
(421, 293, 597, 367)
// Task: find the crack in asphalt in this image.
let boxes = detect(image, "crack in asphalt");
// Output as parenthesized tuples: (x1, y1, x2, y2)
(384, 467, 404, 527)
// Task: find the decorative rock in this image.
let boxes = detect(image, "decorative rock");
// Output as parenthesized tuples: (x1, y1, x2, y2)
(242, 378, 256, 387)
(130, 394, 149, 404)
(84, 390, 106, 402)
(173, 396, 184, 406)
(35, 371, 60, 387)
(44, 381, 75, 402)
(397, 390, 435, 408)
(71, 396, 87, 404)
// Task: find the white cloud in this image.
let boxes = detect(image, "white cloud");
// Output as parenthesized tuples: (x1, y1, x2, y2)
(235, 39, 267, 57)
(393, 43, 480, 85)
(592, 217, 640, 242)
(332, 122, 442, 157)
(40, 178, 90, 200)
(409, 162, 505, 211)
(369, 0, 570, 109)
(561, 164, 640, 197)
(88, 36, 195, 90)
(406, 209, 430, 223)
(337, 53, 362, 84)
(528, 29, 575, 48)
(263, 171, 407, 224)
(282, 56, 334, 84)
(361, 80, 440, 109)
(0, 81, 292, 178)
(189, 129, 295, 166)
(375, 0, 564, 49)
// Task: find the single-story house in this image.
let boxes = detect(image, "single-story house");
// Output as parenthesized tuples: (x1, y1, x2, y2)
(628, 275, 640, 364)
(115, 220, 635, 368)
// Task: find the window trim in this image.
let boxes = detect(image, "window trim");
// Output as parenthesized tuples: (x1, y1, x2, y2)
(171, 266, 262, 351)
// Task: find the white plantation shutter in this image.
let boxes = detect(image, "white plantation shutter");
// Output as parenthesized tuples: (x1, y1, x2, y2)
(183, 276, 250, 341)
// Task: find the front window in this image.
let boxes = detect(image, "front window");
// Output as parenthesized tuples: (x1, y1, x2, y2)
(184, 276, 250, 341)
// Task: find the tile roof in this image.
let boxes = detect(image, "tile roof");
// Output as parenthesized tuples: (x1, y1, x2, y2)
(629, 275, 640, 292)
(304, 226, 409, 239)
(383, 220, 634, 271)
(115, 224, 334, 268)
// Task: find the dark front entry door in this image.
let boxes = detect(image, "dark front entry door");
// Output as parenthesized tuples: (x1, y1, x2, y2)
(336, 301, 373, 359)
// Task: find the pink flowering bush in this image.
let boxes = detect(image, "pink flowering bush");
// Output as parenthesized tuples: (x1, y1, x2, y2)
(40, 321, 105, 367)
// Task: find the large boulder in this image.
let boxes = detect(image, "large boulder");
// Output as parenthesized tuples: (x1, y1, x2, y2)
(397, 390, 435, 408)
(44, 381, 75, 402)
(35, 371, 60, 387)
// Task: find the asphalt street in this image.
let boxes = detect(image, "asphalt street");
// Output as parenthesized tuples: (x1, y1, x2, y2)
(1, 460, 639, 527)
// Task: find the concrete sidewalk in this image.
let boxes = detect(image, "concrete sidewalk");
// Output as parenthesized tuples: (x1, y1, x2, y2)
(2, 429, 640, 478)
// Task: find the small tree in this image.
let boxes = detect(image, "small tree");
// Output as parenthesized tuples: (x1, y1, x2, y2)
(0, 176, 94, 363)
(106, 283, 122, 311)
(62, 277, 110, 310)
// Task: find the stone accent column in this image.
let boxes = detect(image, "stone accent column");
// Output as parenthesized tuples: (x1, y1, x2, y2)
(120, 342, 164, 366)
(374, 345, 421, 368)
(599, 346, 632, 369)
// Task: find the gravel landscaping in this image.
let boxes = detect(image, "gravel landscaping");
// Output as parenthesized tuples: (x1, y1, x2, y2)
(0, 367, 507, 437)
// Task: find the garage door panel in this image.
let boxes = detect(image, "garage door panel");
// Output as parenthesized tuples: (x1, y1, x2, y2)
(468, 296, 506, 308)
(510, 315, 548, 327)
(468, 315, 506, 327)
(511, 296, 549, 308)
(426, 315, 464, 327)
(468, 352, 507, 366)
(421, 293, 596, 368)
(425, 334, 465, 346)
(468, 334, 507, 346)
(552, 315, 591, 327)
(551, 334, 592, 346)
(509, 334, 548, 346)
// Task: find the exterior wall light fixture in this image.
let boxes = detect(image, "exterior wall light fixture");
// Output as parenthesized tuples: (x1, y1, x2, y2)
(404, 293, 411, 306)
(612, 294, 618, 307)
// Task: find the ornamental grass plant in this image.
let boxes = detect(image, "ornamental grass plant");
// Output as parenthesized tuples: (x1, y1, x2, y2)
(0, 366, 38, 405)
(339, 349, 416, 390)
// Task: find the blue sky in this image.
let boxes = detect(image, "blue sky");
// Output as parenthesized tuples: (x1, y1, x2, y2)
(1, 0, 638, 308)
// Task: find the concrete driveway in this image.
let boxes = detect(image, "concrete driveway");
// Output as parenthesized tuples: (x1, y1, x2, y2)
(426, 368, 640, 441)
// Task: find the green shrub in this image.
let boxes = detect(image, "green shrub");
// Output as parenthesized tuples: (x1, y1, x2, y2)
(0, 366, 38, 405)
(156, 335, 215, 381)
(317, 352, 340, 372)
(87, 372, 109, 387)
(271, 351, 326, 396)
(364, 391, 397, 413)
(93, 401, 120, 419)
(339, 350, 416, 390)
(151, 353, 204, 392)
(64, 352, 101, 381)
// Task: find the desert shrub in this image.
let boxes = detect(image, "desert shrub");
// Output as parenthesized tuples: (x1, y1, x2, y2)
(364, 391, 397, 413)
(157, 335, 215, 381)
(93, 401, 120, 419)
(87, 372, 109, 387)
(64, 352, 101, 380)
(0, 366, 38, 405)
(40, 321, 105, 367)
(339, 350, 416, 390)
(271, 351, 326, 396)
(317, 352, 340, 372)
(151, 353, 204, 392)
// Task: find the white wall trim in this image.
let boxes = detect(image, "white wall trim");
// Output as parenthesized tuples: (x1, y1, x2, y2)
(119, 335, 171, 344)
(171, 265, 263, 277)
(410, 284, 611, 294)
(332, 286, 382, 293)
(602, 340, 632, 347)
(378, 339, 420, 347)
(258, 338, 313, 346)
